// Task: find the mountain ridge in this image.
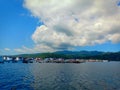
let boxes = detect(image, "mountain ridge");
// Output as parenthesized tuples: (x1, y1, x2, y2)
(2, 50, 119, 61)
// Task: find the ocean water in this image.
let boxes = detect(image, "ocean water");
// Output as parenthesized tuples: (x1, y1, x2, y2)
(0, 61, 120, 90)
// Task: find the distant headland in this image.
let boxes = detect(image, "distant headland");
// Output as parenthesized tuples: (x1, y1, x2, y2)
(0, 51, 120, 64)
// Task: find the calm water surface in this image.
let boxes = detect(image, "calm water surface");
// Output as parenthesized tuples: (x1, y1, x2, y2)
(0, 62, 120, 90)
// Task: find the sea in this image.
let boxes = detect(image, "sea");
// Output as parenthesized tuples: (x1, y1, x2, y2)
(0, 60, 120, 90)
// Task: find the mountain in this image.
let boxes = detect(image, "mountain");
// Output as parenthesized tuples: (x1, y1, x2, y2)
(54, 50, 104, 56)
(10, 51, 120, 61)
(91, 52, 120, 61)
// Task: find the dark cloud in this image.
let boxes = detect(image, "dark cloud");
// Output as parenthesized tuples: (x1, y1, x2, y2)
(53, 25, 73, 36)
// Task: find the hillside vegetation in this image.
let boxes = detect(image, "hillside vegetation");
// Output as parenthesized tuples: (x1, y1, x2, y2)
(13, 51, 120, 61)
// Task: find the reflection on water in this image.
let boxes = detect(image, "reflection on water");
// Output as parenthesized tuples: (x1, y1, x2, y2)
(0, 62, 120, 90)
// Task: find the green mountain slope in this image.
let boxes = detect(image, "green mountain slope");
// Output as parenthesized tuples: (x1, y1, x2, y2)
(11, 51, 120, 61)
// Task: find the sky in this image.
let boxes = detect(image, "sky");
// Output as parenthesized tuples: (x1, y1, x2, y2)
(0, 0, 120, 55)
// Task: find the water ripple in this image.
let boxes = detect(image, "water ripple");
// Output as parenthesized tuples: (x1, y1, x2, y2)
(0, 62, 120, 90)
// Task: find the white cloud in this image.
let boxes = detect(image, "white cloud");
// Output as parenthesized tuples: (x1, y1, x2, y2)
(14, 45, 54, 53)
(4, 48, 11, 51)
(23, 0, 120, 52)
(108, 34, 120, 43)
(0, 48, 12, 55)
(14, 46, 33, 53)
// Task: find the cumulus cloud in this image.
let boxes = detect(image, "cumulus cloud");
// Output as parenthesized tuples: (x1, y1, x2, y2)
(23, 0, 120, 52)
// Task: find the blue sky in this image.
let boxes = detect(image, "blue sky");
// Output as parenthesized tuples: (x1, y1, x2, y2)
(0, 0, 120, 55)
(0, 0, 39, 55)
(0, 0, 38, 48)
